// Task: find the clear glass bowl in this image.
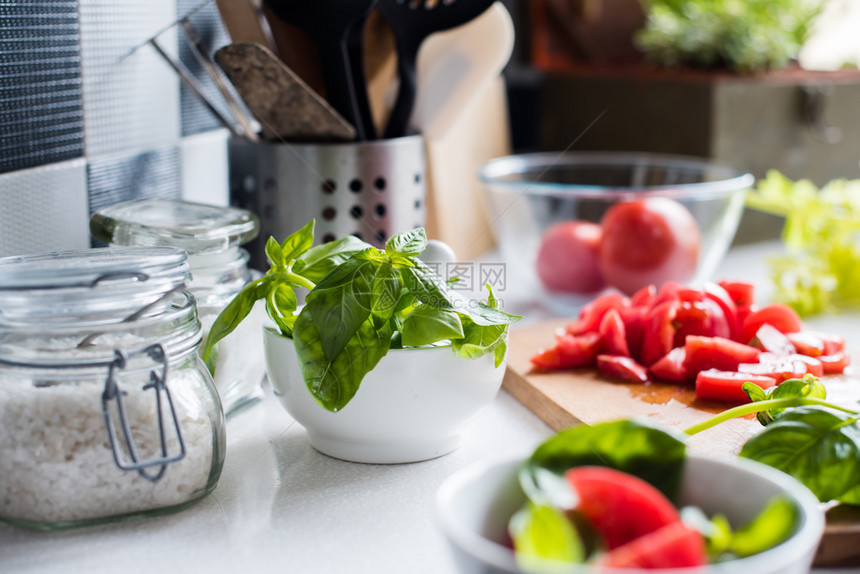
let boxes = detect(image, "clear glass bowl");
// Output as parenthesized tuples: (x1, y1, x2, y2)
(480, 152, 753, 314)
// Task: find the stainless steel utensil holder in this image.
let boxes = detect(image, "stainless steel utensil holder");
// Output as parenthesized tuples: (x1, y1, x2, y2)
(229, 135, 426, 270)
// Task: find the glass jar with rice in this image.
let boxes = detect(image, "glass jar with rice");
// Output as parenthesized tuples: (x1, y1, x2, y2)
(89, 198, 266, 415)
(0, 247, 226, 530)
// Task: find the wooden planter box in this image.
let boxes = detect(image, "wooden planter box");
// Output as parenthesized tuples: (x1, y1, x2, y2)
(537, 67, 860, 242)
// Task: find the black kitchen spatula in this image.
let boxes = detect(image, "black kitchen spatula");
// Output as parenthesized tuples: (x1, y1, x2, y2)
(263, 0, 376, 140)
(377, 0, 497, 139)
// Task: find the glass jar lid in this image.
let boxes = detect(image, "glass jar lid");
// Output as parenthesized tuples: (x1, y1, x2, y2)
(89, 198, 259, 255)
(0, 246, 200, 366)
(0, 246, 191, 327)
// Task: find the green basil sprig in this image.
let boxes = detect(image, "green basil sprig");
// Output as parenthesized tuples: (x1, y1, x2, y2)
(201, 220, 521, 412)
(686, 375, 860, 504)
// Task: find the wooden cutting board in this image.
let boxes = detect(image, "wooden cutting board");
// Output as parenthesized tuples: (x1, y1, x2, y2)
(503, 318, 860, 567)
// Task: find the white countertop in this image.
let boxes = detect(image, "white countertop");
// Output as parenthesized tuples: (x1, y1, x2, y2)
(1, 241, 858, 573)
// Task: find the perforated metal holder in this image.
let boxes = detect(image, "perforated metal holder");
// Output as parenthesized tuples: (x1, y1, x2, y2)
(229, 135, 426, 270)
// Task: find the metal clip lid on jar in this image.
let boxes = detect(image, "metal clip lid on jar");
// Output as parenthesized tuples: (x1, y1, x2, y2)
(90, 199, 267, 415)
(0, 247, 226, 530)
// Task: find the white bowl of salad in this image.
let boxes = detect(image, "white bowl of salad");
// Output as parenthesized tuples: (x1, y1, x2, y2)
(436, 420, 824, 573)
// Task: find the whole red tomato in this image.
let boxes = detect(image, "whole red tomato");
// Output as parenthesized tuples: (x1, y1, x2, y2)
(536, 220, 606, 294)
(599, 198, 700, 296)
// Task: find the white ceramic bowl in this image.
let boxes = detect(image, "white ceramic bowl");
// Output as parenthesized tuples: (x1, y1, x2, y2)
(263, 326, 506, 464)
(436, 454, 824, 574)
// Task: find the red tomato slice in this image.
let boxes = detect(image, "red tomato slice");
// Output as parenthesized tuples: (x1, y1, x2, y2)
(805, 331, 847, 355)
(567, 292, 629, 336)
(672, 298, 731, 347)
(618, 305, 647, 361)
(555, 332, 601, 368)
(695, 369, 776, 402)
(630, 284, 656, 308)
(753, 323, 796, 355)
(786, 331, 825, 357)
(597, 355, 649, 383)
(530, 347, 564, 370)
(717, 280, 755, 307)
(737, 304, 803, 345)
(640, 299, 679, 367)
(650, 281, 682, 309)
(820, 352, 850, 375)
(735, 304, 759, 335)
(684, 335, 762, 375)
(791, 354, 824, 377)
(738, 355, 807, 383)
(602, 521, 706, 569)
(703, 281, 739, 339)
(565, 466, 680, 550)
(648, 347, 689, 383)
(599, 308, 630, 357)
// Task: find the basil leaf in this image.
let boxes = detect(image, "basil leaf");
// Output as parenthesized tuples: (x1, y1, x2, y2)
(304, 257, 374, 360)
(747, 376, 827, 426)
(201, 276, 270, 361)
(729, 495, 798, 557)
(740, 406, 860, 502)
(279, 219, 315, 262)
(266, 282, 298, 336)
(385, 227, 428, 257)
(265, 236, 285, 269)
(451, 315, 507, 366)
(292, 235, 368, 284)
(400, 306, 463, 347)
(292, 308, 392, 412)
(509, 502, 584, 569)
(401, 264, 520, 327)
(369, 262, 401, 329)
(521, 420, 687, 504)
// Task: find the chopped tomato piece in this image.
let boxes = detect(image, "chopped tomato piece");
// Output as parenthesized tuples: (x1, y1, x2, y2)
(531, 332, 601, 370)
(695, 369, 776, 402)
(565, 466, 680, 550)
(599, 308, 630, 357)
(791, 354, 824, 377)
(530, 347, 564, 370)
(786, 331, 825, 357)
(806, 331, 847, 355)
(672, 298, 731, 346)
(640, 299, 679, 367)
(738, 353, 807, 382)
(555, 332, 601, 368)
(752, 324, 796, 355)
(618, 305, 647, 360)
(602, 521, 706, 569)
(820, 352, 850, 375)
(597, 355, 649, 383)
(630, 284, 656, 308)
(567, 293, 628, 336)
(684, 336, 762, 375)
(737, 304, 803, 345)
(735, 304, 759, 335)
(703, 281, 739, 339)
(650, 281, 682, 308)
(648, 347, 689, 383)
(717, 280, 755, 307)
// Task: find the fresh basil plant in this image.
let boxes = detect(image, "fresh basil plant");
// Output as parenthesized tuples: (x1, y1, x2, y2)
(202, 220, 521, 412)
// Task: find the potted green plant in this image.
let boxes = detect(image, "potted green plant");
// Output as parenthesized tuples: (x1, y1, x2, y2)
(533, 0, 860, 223)
(202, 220, 520, 463)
